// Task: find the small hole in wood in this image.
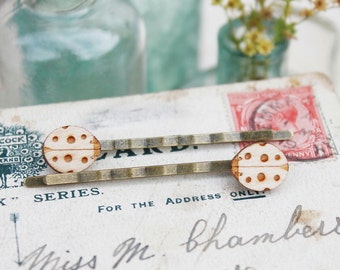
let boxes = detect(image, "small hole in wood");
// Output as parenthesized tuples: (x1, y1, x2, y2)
(257, 172, 266, 182)
(52, 156, 58, 162)
(274, 175, 280, 181)
(246, 177, 252, 183)
(245, 153, 252, 160)
(81, 157, 88, 164)
(275, 154, 281, 160)
(64, 154, 72, 163)
(52, 136, 58, 142)
(81, 134, 87, 140)
(261, 154, 269, 162)
(67, 136, 76, 144)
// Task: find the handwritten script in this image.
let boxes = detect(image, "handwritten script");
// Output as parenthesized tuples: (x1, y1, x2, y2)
(19, 244, 96, 270)
(17, 205, 339, 269)
(182, 205, 340, 252)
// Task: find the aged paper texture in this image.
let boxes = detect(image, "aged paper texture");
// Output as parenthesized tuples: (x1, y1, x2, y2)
(0, 73, 339, 270)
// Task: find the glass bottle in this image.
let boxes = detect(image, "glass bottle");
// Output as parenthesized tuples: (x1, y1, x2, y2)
(6, 0, 145, 106)
(217, 19, 289, 83)
(131, 0, 200, 92)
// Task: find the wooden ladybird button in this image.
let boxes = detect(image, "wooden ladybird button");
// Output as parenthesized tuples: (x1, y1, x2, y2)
(43, 125, 101, 173)
(231, 142, 289, 191)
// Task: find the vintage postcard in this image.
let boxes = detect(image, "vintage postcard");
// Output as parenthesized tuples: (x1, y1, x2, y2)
(0, 73, 339, 269)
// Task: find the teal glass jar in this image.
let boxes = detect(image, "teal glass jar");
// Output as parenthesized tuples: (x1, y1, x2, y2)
(217, 20, 289, 84)
(131, 0, 200, 92)
(8, 0, 145, 106)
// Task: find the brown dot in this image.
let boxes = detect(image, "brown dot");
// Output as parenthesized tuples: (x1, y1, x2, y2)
(246, 177, 252, 183)
(81, 157, 88, 164)
(264, 188, 270, 191)
(275, 154, 281, 160)
(274, 175, 281, 181)
(62, 126, 69, 129)
(67, 136, 76, 144)
(259, 142, 267, 146)
(52, 156, 58, 162)
(261, 154, 269, 162)
(257, 172, 266, 182)
(245, 153, 252, 160)
(67, 170, 74, 173)
(64, 154, 72, 163)
(52, 136, 58, 142)
(81, 134, 87, 140)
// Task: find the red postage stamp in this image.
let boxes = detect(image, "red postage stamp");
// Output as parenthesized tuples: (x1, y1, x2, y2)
(228, 86, 333, 161)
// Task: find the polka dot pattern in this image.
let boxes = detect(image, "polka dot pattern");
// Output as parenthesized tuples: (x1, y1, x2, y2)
(43, 125, 101, 173)
(231, 142, 289, 191)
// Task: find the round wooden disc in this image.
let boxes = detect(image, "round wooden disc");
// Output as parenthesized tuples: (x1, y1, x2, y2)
(43, 125, 101, 173)
(231, 142, 289, 191)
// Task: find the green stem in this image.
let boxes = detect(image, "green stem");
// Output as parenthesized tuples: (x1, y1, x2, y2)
(283, 0, 291, 20)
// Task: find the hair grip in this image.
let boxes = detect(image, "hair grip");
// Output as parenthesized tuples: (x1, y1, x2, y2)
(42, 125, 292, 173)
(26, 142, 289, 191)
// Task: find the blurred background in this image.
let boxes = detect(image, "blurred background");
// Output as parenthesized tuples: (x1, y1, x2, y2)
(0, 0, 340, 108)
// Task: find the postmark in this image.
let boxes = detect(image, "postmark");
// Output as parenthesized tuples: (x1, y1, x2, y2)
(0, 124, 46, 189)
(228, 86, 333, 161)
